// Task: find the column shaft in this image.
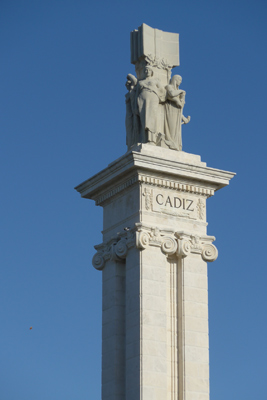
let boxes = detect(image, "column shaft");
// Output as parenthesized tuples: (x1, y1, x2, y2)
(102, 260, 126, 400)
(125, 246, 168, 400)
(182, 254, 209, 400)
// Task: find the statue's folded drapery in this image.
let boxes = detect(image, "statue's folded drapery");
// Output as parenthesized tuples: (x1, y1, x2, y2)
(164, 76, 186, 150)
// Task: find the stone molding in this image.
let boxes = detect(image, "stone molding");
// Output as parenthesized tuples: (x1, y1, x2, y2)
(95, 175, 139, 206)
(92, 224, 218, 270)
(95, 173, 214, 206)
(75, 145, 235, 203)
(139, 175, 214, 197)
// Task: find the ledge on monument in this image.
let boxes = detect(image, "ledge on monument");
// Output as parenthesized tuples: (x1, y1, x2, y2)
(102, 144, 207, 182)
(124, 143, 206, 167)
(75, 144, 235, 200)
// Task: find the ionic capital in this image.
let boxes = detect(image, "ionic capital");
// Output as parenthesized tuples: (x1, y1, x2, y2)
(136, 224, 218, 262)
(92, 230, 135, 270)
(136, 226, 177, 256)
(92, 225, 218, 270)
(175, 231, 218, 262)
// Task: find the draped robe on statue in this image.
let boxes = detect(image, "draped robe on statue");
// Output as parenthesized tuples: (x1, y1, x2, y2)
(136, 78, 165, 143)
(164, 89, 185, 151)
(125, 87, 139, 149)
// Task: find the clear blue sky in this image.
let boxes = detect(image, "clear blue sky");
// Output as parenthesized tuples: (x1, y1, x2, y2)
(1, 1, 267, 399)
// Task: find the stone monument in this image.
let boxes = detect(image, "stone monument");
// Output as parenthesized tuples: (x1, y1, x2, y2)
(126, 23, 190, 151)
(75, 23, 235, 400)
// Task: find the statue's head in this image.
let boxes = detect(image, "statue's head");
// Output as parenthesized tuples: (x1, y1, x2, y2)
(171, 75, 182, 88)
(144, 66, 153, 77)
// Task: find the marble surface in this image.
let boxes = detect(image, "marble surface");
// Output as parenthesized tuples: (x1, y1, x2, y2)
(126, 24, 190, 151)
(75, 145, 235, 400)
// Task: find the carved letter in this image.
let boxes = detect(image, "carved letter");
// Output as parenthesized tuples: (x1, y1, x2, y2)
(186, 199, 194, 211)
(156, 194, 164, 205)
(174, 197, 182, 208)
(165, 196, 173, 207)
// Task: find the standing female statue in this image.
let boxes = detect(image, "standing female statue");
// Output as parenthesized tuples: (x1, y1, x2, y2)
(164, 75, 190, 150)
(135, 66, 166, 143)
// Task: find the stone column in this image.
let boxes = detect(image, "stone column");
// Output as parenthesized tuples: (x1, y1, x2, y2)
(126, 242, 168, 400)
(76, 144, 235, 400)
(93, 239, 128, 400)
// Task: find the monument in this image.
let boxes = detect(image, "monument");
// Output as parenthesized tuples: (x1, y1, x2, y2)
(126, 23, 190, 151)
(75, 23, 235, 400)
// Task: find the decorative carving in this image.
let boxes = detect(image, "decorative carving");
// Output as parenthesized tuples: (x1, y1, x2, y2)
(149, 227, 162, 246)
(115, 239, 128, 259)
(93, 225, 218, 270)
(126, 24, 190, 151)
(176, 231, 218, 262)
(136, 230, 150, 249)
(190, 235, 202, 254)
(196, 198, 205, 220)
(137, 226, 178, 256)
(136, 225, 176, 256)
(161, 236, 177, 255)
(202, 244, 218, 262)
(92, 235, 133, 270)
(145, 54, 172, 72)
(95, 175, 139, 205)
(139, 176, 214, 197)
(143, 187, 153, 210)
(177, 239, 191, 258)
(92, 252, 105, 270)
(95, 175, 213, 207)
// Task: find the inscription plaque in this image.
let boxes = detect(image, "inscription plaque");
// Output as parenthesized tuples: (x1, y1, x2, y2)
(149, 188, 205, 220)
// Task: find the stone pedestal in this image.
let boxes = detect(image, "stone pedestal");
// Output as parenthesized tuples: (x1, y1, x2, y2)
(75, 144, 235, 400)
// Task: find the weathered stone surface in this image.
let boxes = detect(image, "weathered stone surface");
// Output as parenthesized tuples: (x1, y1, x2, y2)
(75, 23, 235, 400)
(75, 142, 235, 400)
(126, 24, 190, 151)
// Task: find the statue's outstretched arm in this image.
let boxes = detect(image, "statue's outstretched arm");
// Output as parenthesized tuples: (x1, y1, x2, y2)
(182, 115, 191, 125)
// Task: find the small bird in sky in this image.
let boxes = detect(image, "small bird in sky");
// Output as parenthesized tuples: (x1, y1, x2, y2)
(29, 326, 33, 330)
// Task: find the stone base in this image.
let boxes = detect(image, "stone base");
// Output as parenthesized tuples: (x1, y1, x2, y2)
(75, 145, 235, 400)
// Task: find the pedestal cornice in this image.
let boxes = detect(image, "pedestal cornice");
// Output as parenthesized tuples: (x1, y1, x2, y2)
(75, 144, 235, 205)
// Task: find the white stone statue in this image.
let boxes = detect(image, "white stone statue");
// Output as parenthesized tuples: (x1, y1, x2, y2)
(125, 74, 139, 150)
(164, 75, 191, 150)
(125, 24, 191, 151)
(135, 66, 166, 144)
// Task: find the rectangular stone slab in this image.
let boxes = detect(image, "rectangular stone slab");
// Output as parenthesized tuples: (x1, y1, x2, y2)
(131, 23, 179, 67)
